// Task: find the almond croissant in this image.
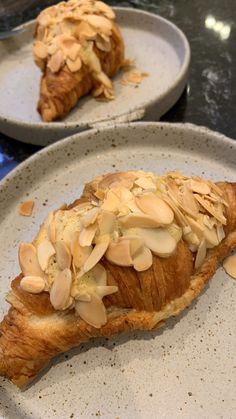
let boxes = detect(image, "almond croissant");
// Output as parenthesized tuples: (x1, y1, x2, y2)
(0, 171, 236, 389)
(33, 0, 125, 122)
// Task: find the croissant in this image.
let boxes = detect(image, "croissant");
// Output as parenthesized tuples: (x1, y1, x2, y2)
(0, 170, 236, 389)
(33, 0, 125, 122)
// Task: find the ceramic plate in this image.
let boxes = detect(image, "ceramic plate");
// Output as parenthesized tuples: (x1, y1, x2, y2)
(0, 122, 235, 418)
(0, 8, 190, 145)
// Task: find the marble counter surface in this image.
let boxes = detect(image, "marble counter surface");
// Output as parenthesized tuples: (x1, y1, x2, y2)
(0, 0, 235, 179)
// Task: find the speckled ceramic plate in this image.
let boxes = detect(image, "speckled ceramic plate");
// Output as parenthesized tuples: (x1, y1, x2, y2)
(0, 122, 235, 418)
(0, 8, 190, 145)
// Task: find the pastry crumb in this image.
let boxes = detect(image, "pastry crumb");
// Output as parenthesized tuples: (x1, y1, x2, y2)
(121, 70, 149, 86)
(18, 200, 35, 217)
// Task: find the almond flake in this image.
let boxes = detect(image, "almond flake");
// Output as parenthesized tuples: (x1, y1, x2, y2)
(33, 41, 48, 59)
(223, 255, 236, 279)
(50, 268, 72, 310)
(194, 194, 227, 225)
(37, 239, 56, 271)
(119, 213, 164, 229)
(135, 193, 174, 225)
(55, 240, 72, 270)
(75, 293, 107, 328)
(190, 179, 211, 195)
(105, 239, 133, 266)
(71, 232, 92, 268)
(216, 224, 225, 242)
(48, 49, 64, 73)
(20, 275, 45, 294)
(83, 235, 110, 272)
(95, 2, 115, 19)
(80, 207, 99, 227)
(101, 190, 120, 213)
(195, 239, 206, 269)
(66, 56, 82, 72)
(79, 223, 97, 247)
(96, 285, 118, 298)
(85, 14, 112, 35)
(135, 228, 177, 257)
(133, 246, 153, 272)
(19, 243, 45, 277)
(18, 200, 34, 217)
(98, 211, 116, 235)
(91, 263, 107, 286)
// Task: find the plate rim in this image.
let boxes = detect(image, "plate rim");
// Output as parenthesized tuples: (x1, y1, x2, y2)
(0, 7, 191, 130)
(0, 121, 235, 191)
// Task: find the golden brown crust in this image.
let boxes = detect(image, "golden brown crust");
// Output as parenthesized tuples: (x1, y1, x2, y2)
(0, 179, 236, 388)
(37, 23, 124, 122)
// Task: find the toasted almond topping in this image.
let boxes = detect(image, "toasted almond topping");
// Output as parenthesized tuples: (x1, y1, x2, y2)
(101, 190, 120, 213)
(18, 200, 35, 217)
(48, 49, 64, 72)
(194, 194, 227, 224)
(37, 239, 56, 271)
(195, 239, 206, 269)
(50, 268, 72, 310)
(96, 37, 111, 52)
(135, 228, 177, 257)
(134, 176, 156, 190)
(98, 211, 116, 235)
(84, 235, 110, 272)
(71, 232, 92, 268)
(46, 212, 57, 243)
(216, 224, 225, 242)
(119, 212, 163, 229)
(181, 183, 199, 218)
(203, 226, 219, 248)
(95, 1, 115, 19)
(133, 246, 153, 271)
(85, 14, 112, 35)
(167, 223, 182, 242)
(185, 215, 204, 239)
(183, 230, 200, 247)
(75, 293, 107, 328)
(55, 240, 72, 270)
(190, 179, 211, 195)
(19, 243, 45, 277)
(66, 56, 82, 72)
(105, 239, 133, 266)
(162, 195, 188, 227)
(33, 41, 48, 59)
(135, 193, 174, 225)
(223, 255, 236, 279)
(122, 235, 144, 257)
(75, 292, 91, 302)
(20, 275, 45, 294)
(79, 223, 97, 246)
(80, 207, 99, 227)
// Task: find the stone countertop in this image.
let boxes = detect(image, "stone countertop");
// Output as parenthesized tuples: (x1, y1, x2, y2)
(0, 0, 235, 179)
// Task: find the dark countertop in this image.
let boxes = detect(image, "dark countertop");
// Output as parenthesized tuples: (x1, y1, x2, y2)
(0, 0, 235, 180)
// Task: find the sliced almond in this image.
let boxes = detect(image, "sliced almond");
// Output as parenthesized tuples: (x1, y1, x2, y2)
(190, 179, 211, 195)
(75, 292, 91, 302)
(66, 56, 82, 72)
(119, 213, 163, 229)
(134, 176, 156, 190)
(194, 194, 227, 224)
(80, 207, 99, 228)
(71, 232, 92, 268)
(75, 293, 107, 328)
(85, 14, 112, 35)
(181, 183, 199, 218)
(105, 239, 133, 266)
(46, 212, 57, 243)
(135, 193, 174, 225)
(98, 211, 116, 235)
(195, 239, 207, 269)
(135, 228, 177, 258)
(75, 21, 97, 40)
(183, 230, 200, 247)
(50, 268, 72, 310)
(19, 243, 44, 277)
(79, 223, 97, 247)
(133, 246, 153, 271)
(55, 240, 72, 270)
(216, 224, 225, 242)
(84, 235, 110, 272)
(18, 200, 34, 217)
(223, 255, 236, 279)
(47, 49, 64, 73)
(33, 41, 48, 59)
(203, 226, 219, 248)
(101, 190, 120, 213)
(166, 223, 182, 242)
(95, 1, 115, 19)
(162, 195, 188, 227)
(95, 37, 111, 52)
(20, 275, 45, 294)
(37, 239, 55, 271)
(185, 215, 204, 239)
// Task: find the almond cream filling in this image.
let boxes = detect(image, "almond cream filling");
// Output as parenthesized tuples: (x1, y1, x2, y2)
(19, 170, 227, 328)
(33, 0, 118, 99)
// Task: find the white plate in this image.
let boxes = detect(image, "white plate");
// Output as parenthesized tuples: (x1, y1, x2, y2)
(0, 8, 190, 145)
(0, 122, 235, 418)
